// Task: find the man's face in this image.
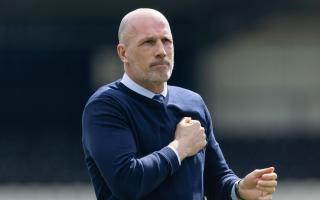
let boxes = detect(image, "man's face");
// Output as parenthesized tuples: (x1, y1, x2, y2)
(121, 14, 174, 88)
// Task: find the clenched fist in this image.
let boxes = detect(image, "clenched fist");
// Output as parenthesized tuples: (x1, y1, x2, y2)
(238, 167, 278, 200)
(168, 117, 207, 161)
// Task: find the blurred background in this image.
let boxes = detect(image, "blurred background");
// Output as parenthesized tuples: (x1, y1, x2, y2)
(1, 1, 319, 199)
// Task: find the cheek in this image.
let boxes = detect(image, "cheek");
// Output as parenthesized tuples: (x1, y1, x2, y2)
(129, 52, 151, 72)
(135, 51, 152, 65)
(166, 47, 174, 57)
(133, 48, 147, 58)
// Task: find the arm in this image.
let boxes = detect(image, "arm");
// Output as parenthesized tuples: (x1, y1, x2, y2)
(82, 99, 180, 200)
(201, 103, 278, 200)
(202, 104, 240, 200)
(204, 133, 240, 200)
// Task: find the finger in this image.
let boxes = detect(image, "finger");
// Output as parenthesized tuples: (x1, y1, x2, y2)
(258, 194, 273, 200)
(191, 120, 201, 126)
(202, 133, 207, 141)
(200, 127, 205, 133)
(183, 117, 192, 123)
(257, 185, 276, 194)
(258, 180, 277, 187)
(180, 117, 192, 125)
(203, 139, 208, 146)
(253, 167, 275, 178)
(261, 173, 277, 180)
(257, 179, 277, 193)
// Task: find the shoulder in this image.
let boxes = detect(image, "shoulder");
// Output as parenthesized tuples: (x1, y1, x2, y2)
(168, 85, 204, 104)
(83, 80, 132, 116)
(82, 80, 131, 122)
(86, 80, 124, 105)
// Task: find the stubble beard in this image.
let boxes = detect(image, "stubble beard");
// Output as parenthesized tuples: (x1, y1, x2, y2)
(147, 62, 174, 84)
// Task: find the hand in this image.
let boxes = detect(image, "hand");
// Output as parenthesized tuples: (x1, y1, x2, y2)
(238, 167, 277, 200)
(168, 117, 207, 161)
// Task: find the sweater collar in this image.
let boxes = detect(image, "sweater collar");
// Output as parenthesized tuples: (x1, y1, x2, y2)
(120, 73, 167, 99)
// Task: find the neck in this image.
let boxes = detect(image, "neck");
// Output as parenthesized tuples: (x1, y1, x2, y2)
(136, 80, 166, 94)
(124, 70, 167, 94)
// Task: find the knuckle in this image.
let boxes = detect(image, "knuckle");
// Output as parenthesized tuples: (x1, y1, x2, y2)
(202, 133, 206, 139)
(204, 139, 208, 146)
(192, 120, 201, 126)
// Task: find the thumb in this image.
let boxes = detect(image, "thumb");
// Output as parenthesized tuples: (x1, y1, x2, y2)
(181, 117, 192, 123)
(253, 167, 275, 178)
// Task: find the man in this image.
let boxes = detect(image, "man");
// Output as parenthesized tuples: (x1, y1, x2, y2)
(82, 8, 277, 200)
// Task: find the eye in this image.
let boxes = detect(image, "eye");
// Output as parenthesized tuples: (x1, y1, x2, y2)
(162, 38, 172, 45)
(143, 39, 155, 45)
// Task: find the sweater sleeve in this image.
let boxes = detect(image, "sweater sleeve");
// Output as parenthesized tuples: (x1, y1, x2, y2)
(82, 97, 180, 200)
(202, 102, 240, 200)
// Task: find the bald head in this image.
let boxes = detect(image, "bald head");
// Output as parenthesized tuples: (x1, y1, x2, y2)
(118, 8, 171, 44)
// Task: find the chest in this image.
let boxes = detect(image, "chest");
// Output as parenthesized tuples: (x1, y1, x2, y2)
(125, 103, 205, 156)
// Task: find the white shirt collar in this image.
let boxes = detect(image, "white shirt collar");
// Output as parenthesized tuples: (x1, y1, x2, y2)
(120, 73, 167, 99)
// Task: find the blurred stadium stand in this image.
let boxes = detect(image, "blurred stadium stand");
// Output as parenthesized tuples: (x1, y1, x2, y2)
(0, 1, 319, 193)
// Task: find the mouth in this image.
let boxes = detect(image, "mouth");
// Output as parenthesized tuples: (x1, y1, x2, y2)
(152, 64, 168, 68)
(150, 60, 170, 68)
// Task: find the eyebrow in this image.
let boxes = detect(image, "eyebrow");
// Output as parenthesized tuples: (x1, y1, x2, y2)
(138, 36, 156, 43)
(139, 35, 172, 43)
(142, 36, 155, 41)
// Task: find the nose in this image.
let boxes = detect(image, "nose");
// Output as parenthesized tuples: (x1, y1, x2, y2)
(154, 40, 167, 58)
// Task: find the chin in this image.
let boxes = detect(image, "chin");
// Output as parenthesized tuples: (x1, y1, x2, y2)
(148, 70, 170, 81)
(159, 72, 172, 82)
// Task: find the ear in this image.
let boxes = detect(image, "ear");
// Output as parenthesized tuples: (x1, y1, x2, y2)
(117, 44, 128, 63)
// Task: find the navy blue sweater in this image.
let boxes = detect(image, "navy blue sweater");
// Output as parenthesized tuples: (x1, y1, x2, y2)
(82, 80, 239, 200)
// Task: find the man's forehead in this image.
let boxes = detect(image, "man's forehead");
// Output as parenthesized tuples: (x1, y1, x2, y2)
(132, 18, 171, 35)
